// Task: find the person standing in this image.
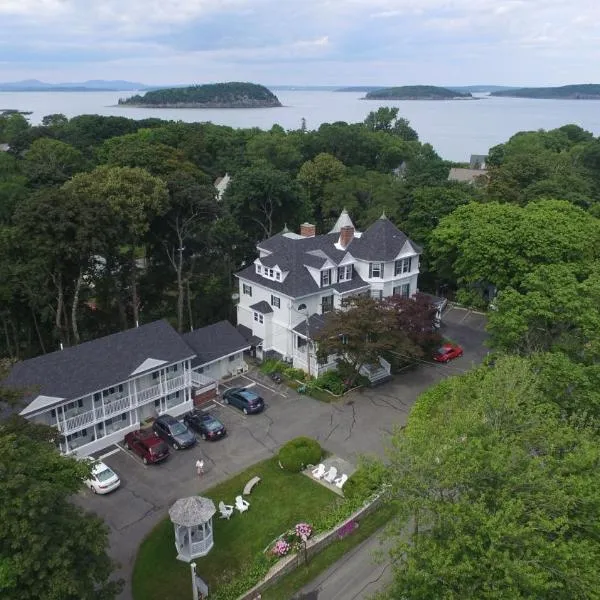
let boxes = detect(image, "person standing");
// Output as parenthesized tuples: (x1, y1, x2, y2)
(196, 459, 205, 476)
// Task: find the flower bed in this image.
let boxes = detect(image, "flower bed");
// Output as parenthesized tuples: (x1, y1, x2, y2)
(268, 522, 313, 557)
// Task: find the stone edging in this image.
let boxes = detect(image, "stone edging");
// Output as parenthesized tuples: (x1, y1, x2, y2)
(237, 496, 382, 600)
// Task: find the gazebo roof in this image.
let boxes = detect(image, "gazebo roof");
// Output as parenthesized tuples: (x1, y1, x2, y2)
(169, 496, 216, 527)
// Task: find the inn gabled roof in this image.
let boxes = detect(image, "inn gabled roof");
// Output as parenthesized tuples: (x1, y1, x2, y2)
(183, 320, 250, 367)
(4, 320, 195, 414)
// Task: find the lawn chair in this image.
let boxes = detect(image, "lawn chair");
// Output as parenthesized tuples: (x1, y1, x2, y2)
(311, 463, 326, 479)
(219, 500, 234, 519)
(324, 466, 338, 483)
(235, 495, 250, 513)
(334, 473, 348, 489)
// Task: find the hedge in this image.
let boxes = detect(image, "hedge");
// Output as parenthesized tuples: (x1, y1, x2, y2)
(278, 437, 322, 472)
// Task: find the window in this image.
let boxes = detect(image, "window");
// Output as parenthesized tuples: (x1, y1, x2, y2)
(243, 283, 252, 296)
(338, 265, 352, 281)
(229, 354, 236, 362)
(321, 295, 334, 313)
(370, 289, 383, 300)
(78, 399, 83, 408)
(268, 268, 274, 278)
(154, 399, 161, 407)
(93, 393, 101, 402)
(271, 295, 280, 308)
(394, 257, 412, 275)
(394, 284, 411, 298)
(254, 312, 264, 324)
(275, 271, 281, 281)
(369, 263, 384, 278)
(297, 303, 307, 311)
(198, 367, 204, 374)
(50, 409, 56, 418)
(256, 265, 262, 274)
(172, 365, 178, 372)
(121, 413, 127, 421)
(321, 269, 331, 286)
(152, 371, 159, 380)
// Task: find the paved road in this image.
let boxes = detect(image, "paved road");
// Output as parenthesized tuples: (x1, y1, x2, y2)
(294, 531, 393, 600)
(74, 306, 487, 600)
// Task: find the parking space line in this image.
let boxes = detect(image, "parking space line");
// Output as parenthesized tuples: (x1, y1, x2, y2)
(241, 374, 287, 397)
(115, 442, 148, 468)
(98, 446, 121, 461)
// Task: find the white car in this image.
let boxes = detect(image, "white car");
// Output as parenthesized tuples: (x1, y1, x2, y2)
(84, 461, 121, 495)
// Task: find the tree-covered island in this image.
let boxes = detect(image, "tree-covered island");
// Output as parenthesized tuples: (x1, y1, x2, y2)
(118, 82, 282, 108)
(364, 85, 473, 100)
(491, 84, 600, 99)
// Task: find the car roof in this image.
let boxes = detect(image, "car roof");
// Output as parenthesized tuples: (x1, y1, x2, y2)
(239, 389, 259, 399)
(156, 414, 178, 424)
(91, 461, 112, 475)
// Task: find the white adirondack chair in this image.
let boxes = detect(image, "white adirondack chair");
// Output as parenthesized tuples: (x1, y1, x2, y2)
(235, 495, 250, 513)
(311, 463, 326, 479)
(334, 474, 348, 489)
(324, 466, 338, 483)
(219, 500, 234, 519)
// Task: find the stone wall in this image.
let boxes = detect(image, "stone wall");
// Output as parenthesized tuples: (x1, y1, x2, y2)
(237, 496, 382, 600)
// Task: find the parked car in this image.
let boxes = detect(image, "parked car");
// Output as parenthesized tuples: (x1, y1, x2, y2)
(222, 387, 265, 414)
(124, 429, 170, 464)
(84, 460, 120, 494)
(152, 414, 197, 450)
(433, 343, 464, 363)
(183, 410, 227, 441)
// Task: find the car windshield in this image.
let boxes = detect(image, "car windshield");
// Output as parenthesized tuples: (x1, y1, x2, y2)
(151, 444, 166, 454)
(437, 347, 450, 354)
(170, 422, 187, 435)
(96, 467, 115, 482)
(204, 418, 222, 431)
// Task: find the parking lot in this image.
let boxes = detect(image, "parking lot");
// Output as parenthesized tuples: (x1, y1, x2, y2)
(77, 307, 489, 600)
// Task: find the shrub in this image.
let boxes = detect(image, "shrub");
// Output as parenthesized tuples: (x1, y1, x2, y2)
(282, 366, 307, 381)
(260, 359, 285, 374)
(314, 370, 345, 395)
(343, 458, 388, 501)
(278, 437, 322, 472)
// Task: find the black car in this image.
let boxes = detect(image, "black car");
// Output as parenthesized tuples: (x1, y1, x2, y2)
(152, 414, 197, 450)
(183, 410, 227, 441)
(222, 387, 265, 414)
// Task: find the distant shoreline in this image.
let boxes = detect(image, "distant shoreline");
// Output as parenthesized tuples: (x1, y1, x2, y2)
(116, 103, 283, 109)
(361, 96, 480, 101)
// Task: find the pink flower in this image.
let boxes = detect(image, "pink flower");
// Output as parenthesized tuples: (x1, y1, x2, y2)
(295, 523, 312, 541)
(272, 539, 291, 556)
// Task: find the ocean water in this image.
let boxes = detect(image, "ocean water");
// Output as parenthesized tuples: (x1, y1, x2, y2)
(2, 89, 600, 161)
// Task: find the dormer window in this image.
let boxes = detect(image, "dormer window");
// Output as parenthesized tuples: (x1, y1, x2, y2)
(320, 269, 331, 286)
(275, 271, 281, 281)
(256, 265, 262, 274)
(338, 265, 352, 282)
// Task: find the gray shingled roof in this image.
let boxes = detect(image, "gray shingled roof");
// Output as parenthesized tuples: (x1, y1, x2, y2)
(293, 313, 329, 337)
(236, 324, 263, 346)
(3, 320, 194, 411)
(182, 320, 250, 367)
(240, 215, 418, 299)
(169, 496, 216, 526)
(249, 301, 273, 314)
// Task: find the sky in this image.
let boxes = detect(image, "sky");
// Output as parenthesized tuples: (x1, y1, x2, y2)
(0, 0, 598, 86)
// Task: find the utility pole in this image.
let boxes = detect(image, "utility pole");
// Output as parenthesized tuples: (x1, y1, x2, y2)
(305, 311, 311, 378)
(191, 562, 198, 600)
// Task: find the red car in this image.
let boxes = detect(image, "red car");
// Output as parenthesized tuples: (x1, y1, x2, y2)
(433, 343, 464, 363)
(124, 429, 170, 464)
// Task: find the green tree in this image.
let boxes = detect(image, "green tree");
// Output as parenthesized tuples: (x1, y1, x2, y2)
(64, 166, 169, 326)
(0, 368, 122, 599)
(364, 107, 419, 141)
(23, 138, 86, 185)
(487, 262, 600, 361)
(384, 356, 600, 600)
(0, 113, 29, 145)
(429, 199, 600, 304)
(245, 130, 303, 172)
(225, 163, 305, 239)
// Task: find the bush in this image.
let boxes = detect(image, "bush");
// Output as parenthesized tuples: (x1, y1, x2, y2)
(282, 366, 307, 381)
(343, 458, 388, 502)
(314, 370, 345, 395)
(278, 437, 322, 472)
(260, 359, 285, 375)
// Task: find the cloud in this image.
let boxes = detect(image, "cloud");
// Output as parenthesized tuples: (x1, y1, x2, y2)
(0, 0, 598, 85)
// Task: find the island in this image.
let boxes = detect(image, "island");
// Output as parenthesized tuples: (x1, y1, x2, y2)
(118, 82, 282, 108)
(336, 86, 384, 93)
(491, 84, 600, 99)
(364, 85, 473, 100)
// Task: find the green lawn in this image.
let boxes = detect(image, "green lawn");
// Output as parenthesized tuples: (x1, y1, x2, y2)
(260, 505, 397, 600)
(132, 457, 337, 600)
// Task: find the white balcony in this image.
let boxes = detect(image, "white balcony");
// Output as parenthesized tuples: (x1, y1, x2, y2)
(57, 374, 188, 435)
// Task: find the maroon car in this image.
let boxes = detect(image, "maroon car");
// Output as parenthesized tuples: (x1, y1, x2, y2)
(124, 429, 170, 464)
(433, 343, 464, 363)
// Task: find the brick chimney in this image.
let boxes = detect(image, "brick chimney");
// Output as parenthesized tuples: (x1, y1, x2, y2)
(300, 223, 316, 237)
(339, 225, 355, 248)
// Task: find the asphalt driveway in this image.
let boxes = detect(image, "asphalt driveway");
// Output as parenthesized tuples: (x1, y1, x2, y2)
(76, 306, 488, 600)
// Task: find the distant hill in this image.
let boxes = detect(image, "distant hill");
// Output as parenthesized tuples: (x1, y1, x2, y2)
(336, 86, 384, 93)
(491, 84, 600, 99)
(0, 79, 147, 91)
(447, 85, 517, 93)
(119, 82, 282, 108)
(364, 85, 472, 100)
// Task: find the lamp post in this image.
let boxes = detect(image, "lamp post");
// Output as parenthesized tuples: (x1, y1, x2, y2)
(191, 562, 198, 600)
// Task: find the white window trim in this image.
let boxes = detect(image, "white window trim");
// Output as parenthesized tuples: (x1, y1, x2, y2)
(270, 294, 280, 308)
(253, 312, 264, 324)
(369, 262, 384, 278)
(337, 265, 352, 282)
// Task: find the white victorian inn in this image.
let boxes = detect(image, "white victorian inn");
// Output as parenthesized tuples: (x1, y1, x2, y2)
(235, 210, 439, 381)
